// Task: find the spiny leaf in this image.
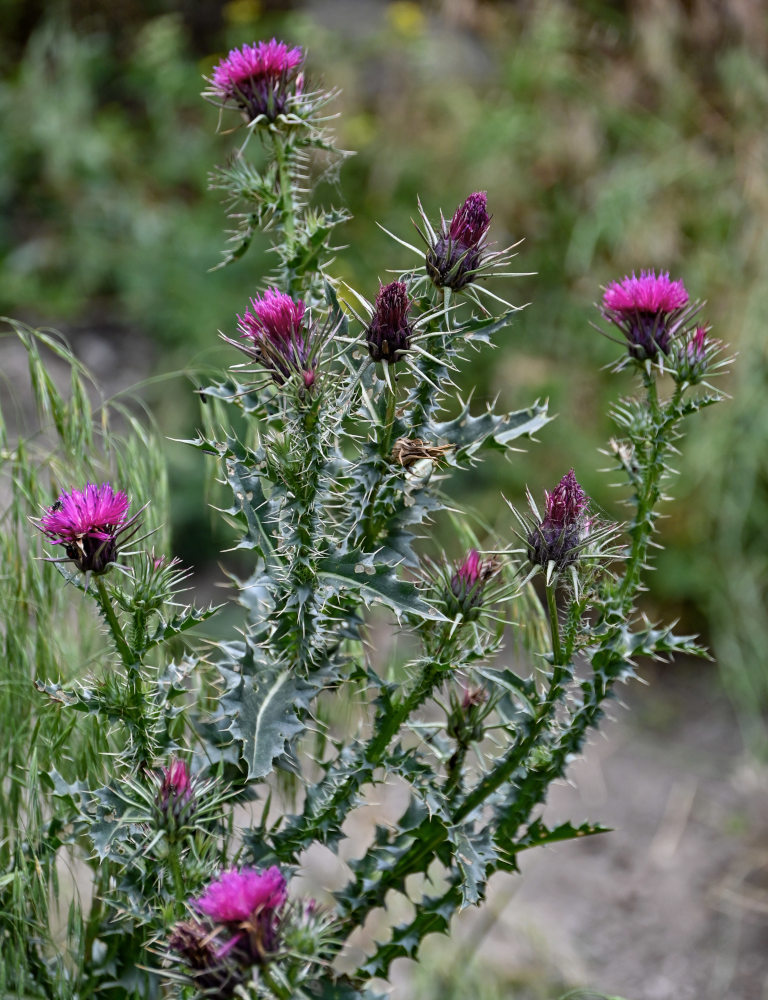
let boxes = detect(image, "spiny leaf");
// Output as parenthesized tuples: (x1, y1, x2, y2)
(359, 885, 460, 979)
(430, 399, 550, 458)
(224, 666, 318, 780)
(514, 818, 610, 851)
(226, 458, 279, 566)
(317, 554, 444, 621)
(142, 604, 222, 653)
(449, 826, 498, 908)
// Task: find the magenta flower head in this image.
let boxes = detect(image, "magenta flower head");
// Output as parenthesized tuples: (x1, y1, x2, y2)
(366, 281, 413, 363)
(602, 270, 691, 361)
(36, 482, 141, 574)
(527, 470, 590, 571)
(426, 192, 492, 290)
(448, 548, 500, 616)
(226, 287, 319, 387)
(193, 866, 288, 965)
(207, 39, 304, 122)
(156, 758, 196, 829)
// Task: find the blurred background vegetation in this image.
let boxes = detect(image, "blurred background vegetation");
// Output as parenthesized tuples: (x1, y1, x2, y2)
(1, 0, 767, 751)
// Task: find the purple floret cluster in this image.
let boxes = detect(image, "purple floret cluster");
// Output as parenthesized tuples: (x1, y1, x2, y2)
(209, 39, 304, 121)
(37, 482, 138, 574)
(601, 269, 692, 361)
(234, 288, 316, 385)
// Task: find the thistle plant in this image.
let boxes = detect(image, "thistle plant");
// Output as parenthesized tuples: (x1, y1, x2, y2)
(1, 35, 729, 1000)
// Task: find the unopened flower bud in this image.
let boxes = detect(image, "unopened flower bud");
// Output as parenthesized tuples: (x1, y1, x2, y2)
(426, 192, 491, 290)
(447, 683, 489, 743)
(448, 549, 499, 616)
(461, 684, 488, 711)
(674, 326, 712, 384)
(366, 281, 413, 363)
(527, 470, 589, 571)
(156, 758, 196, 829)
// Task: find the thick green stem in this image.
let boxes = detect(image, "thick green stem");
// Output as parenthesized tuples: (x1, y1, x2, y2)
(444, 742, 468, 798)
(359, 381, 398, 547)
(167, 844, 185, 904)
(382, 380, 397, 455)
(95, 580, 151, 763)
(273, 137, 299, 296)
(546, 584, 562, 666)
(273, 401, 324, 669)
(273, 659, 443, 856)
(95, 578, 133, 666)
(453, 659, 565, 825)
(617, 370, 666, 609)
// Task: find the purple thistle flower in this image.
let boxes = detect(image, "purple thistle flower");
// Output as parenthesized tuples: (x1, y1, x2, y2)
(208, 39, 304, 122)
(232, 287, 316, 385)
(426, 192, 492, 290)
(527, 470, 590, 571)
(156, 758, 195, 828)
(602, 270, 690, 361)
(192, 866, 287, 965)
(194, 866, 287, 924)
(448, 548, 499, 615)
(366, 281, 413, 363)
(37, 482, 141, 574)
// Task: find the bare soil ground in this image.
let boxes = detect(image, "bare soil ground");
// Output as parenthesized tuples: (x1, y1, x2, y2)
(297, 661, 768, 1000)
(403, 662, 768, 999)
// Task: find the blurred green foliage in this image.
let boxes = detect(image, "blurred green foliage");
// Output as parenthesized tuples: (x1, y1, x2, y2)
(1, 0, 767, 745)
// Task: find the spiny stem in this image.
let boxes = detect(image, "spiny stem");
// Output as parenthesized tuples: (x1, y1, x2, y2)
(95, 578, 133, 666)
(618, 368, 666, 608)
(273, 136, 299, 297)
(382, 378, 398, 455)
(168, 844, 185, 904)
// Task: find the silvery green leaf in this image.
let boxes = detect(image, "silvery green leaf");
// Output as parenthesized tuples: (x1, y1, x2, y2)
(430, 399, 550, 458)
(317, 554, 444, 620)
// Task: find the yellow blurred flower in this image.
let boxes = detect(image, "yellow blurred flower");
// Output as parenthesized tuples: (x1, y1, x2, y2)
(224, 0, 261, 25)
(387, 1, 425, 38)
